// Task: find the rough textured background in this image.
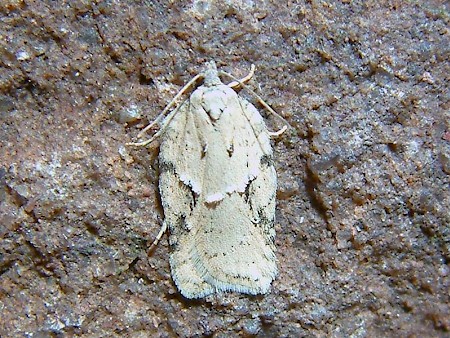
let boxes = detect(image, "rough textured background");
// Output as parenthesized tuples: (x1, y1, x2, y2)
(1, 0, 449, 337)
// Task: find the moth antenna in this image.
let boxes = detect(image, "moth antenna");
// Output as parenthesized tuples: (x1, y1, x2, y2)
(226, 64, 256, 88)
(128, 73, 203, 147)
(220, 67, 291, 131)
(268, 125, 288, 138)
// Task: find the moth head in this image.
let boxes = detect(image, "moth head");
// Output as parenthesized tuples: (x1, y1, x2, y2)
(203, 60, 222, 87)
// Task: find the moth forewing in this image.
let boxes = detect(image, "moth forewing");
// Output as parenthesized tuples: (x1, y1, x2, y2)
(131, 61, 280, 299)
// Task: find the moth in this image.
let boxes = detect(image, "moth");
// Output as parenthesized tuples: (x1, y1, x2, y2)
(128, 61, 285, 298)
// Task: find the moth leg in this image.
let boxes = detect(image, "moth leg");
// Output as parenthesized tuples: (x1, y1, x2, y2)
(224, 64, 255, 88)
(126, 130, 162, 147)
(147, 221, 168, 254)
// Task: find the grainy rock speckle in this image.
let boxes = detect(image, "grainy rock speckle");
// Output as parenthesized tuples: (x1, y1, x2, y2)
(1, 0, 449, 337)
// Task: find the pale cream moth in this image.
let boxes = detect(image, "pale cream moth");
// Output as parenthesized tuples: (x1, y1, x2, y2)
(128, 61, 284, 298)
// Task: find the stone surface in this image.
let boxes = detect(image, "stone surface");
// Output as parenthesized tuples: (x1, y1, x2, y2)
(1, 0, 449, 336)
